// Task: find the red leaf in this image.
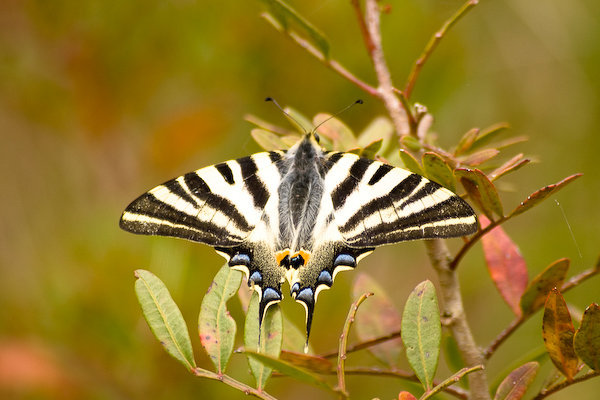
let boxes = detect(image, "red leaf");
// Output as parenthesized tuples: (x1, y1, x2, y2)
(480, 215, 528, 316)
(398, 391, 418, 400)
(494, 362, 539, 400)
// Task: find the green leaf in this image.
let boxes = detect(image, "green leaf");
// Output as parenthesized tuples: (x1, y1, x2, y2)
(244, 291, 283, 389)
(399, 149, 424, 175)
(260, 0, 330, 59)
(509, 174, 583, 217)
(401, 280, 441, 390)
(574, 303, 600, 371)
(134, 269, 196, 371)
(520, 258, 570, 316)
(490, 154, 530, 181)
(401, 135, 422, 152)
(251, 128, 290, 151)
(494, 362, 539, 400)
(422, 152, 456, 192)
(358, 116, 393, 154)
(360, 138, 383, 159)
(244, 351, 336, 393)
(471, 122, 510, 150)
(353, 273, 403, 366)
(313, 113, 357, 150)
(454, 127, 480, 156)
(543, 288, 579, 381)
(480, 215, 528, 317)
(198, 264, 242, 374)
(456, 168, 504, 218)
(282, 313, 312, 354)
(284, 106, 313, 134)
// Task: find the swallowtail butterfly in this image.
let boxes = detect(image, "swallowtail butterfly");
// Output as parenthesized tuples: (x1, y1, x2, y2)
(120, 130, 477, 349)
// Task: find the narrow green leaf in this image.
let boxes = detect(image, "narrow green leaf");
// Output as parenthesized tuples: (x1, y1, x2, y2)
(251, 128, 290, 151)
(456, 168, 504, 218)
(520, 258, 570, 316)
(198, 264, 242, 374)
(480, 215, 528, 316)
(313, 113, 357, 150)
(494, 362, 539, 400)
(401, 280, 441, 390)
(360, 138, 383, 159)
(471, 122, 510, 150)
(358, 116, 393, 154)
(543, 288, 579, 381)
(244, 291, 283, 389)
(401, 135, 422, 152)
(244, 351, 336, 392)
(353, 273, 403, 366)
(454, 127, 480, 156)
(134, 269, 196, 371)
(509, 174, 583, 217)
(574, 303, 600, 371)
(399, 149, 424, 175)
(260, 0, 330, 58)
(422, 152, 456, 192)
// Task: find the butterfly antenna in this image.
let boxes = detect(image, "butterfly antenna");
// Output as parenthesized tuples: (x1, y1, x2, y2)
(312, 99, 363, 133)
(265, 97, 309, 134)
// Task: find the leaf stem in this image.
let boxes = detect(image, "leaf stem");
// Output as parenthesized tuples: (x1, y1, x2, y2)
(404, 0, 479, 98)
(192, 367, 278, 400)
(531, 370, 600, 400)
(337, 292, 373, 397)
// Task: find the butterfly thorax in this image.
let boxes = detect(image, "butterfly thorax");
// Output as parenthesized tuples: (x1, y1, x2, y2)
(277, 136, 324, 252)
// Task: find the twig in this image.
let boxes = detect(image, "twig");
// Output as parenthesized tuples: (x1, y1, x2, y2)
(320, 329, 402, 359)
(350, 0, 375, 55)
(261, 13, 379, 97)
(325, 367, 469, 400)
(404, 0, 480, 98)
(337, 292, 373, 398)
(531, 370, 600, 400)
(192, 368, 278, 400)
(560, 265, 600, 292)
(363, 0, 412, 137)
(425, 240, 491, 400)
(449, 215, 508, 271)
(421, 365, 484, 400)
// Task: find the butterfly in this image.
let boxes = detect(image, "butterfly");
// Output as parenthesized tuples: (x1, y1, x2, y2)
(120, 130, 477, 350)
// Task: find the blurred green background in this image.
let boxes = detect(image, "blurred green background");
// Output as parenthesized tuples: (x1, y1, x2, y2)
(1, 0, 599, 399)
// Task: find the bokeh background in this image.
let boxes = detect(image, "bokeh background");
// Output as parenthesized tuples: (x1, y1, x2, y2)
(1, 0, 599, 399)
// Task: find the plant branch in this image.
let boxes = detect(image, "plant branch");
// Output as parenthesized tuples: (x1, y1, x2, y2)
(350, 0, 375, 56)
(363, 0, 413, 137)
(325, 367, 469, 399)
(421, 365, 484, 400)
(404, 0, 479, 98)
(532, 370, 600, 400)
(337, 292, 373, 398)
(192, 368, 278, 400)
(320, 329, 402, 359)
(425, 240, 491, 400)
(261, 13, 379, 97)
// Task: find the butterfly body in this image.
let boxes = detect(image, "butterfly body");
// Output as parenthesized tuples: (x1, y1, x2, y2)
(121, 132, 477, 347)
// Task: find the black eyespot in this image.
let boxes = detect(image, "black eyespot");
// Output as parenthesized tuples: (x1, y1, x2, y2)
(333, 253, 356, 268)
(249, 271, 262, 285)
(280, 254, 290, 267)
(317, 270, 333, 286)
(230, 253, 251, 267)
